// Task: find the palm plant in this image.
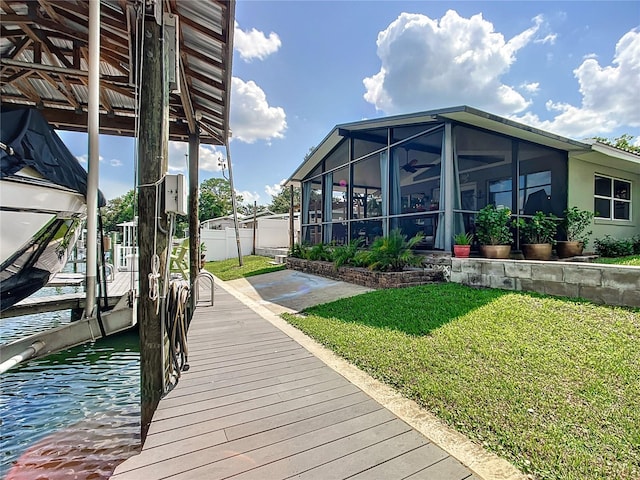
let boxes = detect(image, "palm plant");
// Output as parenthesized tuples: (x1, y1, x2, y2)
(364, 228, 424, 272)
(332, 238, 364, 269)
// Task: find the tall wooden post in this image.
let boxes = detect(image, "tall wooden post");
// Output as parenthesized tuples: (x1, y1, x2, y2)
(138, 13, 169, 441)
(188, 132, 200, 302)
(289, 185, 295, 249)
(252, 201, 257, 255)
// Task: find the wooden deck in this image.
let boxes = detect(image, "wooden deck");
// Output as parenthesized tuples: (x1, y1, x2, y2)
(112, 286, 477, 480)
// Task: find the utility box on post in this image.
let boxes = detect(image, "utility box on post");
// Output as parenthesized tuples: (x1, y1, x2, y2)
(165, 173, 187, 215)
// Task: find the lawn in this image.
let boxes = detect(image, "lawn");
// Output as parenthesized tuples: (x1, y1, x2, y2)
(203, 255, 285, 281)
(282, 283, 639, 480)
(594, 255, 640, 267)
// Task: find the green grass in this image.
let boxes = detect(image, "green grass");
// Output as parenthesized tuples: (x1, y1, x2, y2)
(282, 283, 640, 480)
(203, 255, 285, 281)
(594, 255, 640, 266)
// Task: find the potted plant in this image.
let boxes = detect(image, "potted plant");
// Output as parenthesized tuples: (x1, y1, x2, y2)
(515, 211, 558, 260)
(557, 207, 594, 258)
(453, 232, 473, 258)
(475, 204, 513, 259)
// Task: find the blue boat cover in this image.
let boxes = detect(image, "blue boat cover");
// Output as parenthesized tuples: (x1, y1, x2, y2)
(0, 105, 106, 207)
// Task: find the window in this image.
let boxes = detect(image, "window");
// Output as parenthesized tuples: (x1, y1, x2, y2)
(520, 170, 552, 215)
(594, 175, 631, 220)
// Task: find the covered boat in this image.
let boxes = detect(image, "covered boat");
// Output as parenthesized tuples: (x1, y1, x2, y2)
(0, 105, 106, 312)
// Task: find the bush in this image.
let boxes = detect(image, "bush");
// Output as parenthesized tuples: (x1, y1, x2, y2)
(365, 228, 424, 272)
(561, 207, 594, 246)
(514, 211, 559, 244)
(306, 243, 333, 261)
(332, 238, 363, 269)
(475, 204, 513, 245)
(633, 235, 640, 254)
(594, 235, 634, 257)
(289, 243, 309, 259)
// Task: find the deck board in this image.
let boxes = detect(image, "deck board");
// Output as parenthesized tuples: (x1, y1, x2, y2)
(111, 286, 475, 480)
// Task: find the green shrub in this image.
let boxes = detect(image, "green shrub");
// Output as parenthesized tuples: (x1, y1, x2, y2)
(332, 238, 364, 269)
(633, 234, 640, 254)
(514, 211, 559, 244)
(306, 243, 333, 261)
(594, 235, 634, 257)
(475, 204, 513, 245)
(366, 228, 424, 272)
(561, 207, 594, 246)
(289, 243, 309, 259)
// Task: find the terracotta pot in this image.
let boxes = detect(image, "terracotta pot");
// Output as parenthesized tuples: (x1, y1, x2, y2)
(556, 241, 583, 258)
(453, 245, 471, 258)
(479, 245, 511, 259)
(522, 243, 553, 261)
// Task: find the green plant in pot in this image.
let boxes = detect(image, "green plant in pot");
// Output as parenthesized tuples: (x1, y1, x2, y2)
(514, 211, 558, 260)
(453, 232, 473, 258)
(475, 204, 513, 259)
(557, 207, 594, 258)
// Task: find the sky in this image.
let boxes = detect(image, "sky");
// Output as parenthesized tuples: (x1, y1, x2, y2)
(59, 1, 640, 206)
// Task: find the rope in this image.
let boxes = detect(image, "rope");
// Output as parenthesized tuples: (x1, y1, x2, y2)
(148, 253, 160, 313)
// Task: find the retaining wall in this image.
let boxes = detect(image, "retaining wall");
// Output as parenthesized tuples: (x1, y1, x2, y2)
(286, 258, 444, 289)
(450, 258, 640, 308)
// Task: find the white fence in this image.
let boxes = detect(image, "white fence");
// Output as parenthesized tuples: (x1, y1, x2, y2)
(201, 216, 300, 261)
(201, 228, 253, 261)
(255, 216, 300, 248)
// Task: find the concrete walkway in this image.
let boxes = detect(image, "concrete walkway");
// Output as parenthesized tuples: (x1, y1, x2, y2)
(112, 272, 523, 480)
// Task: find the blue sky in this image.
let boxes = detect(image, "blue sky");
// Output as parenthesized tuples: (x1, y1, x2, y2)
(60, 1, 640, 205)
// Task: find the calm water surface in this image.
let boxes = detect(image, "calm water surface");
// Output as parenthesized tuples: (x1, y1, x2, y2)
(1, 284, 141, 480)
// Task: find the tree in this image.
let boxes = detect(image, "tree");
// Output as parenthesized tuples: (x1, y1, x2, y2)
(102, 189, 135, 233)
(594, 134, 640, 154)
(269, 186, 300, 214)
(198, 177, 243, 222)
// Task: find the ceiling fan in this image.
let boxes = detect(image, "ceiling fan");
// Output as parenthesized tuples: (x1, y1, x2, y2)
(401, 158, 432, 173)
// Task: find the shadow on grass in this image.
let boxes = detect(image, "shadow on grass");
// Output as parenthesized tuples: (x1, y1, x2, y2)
(242, 265, 286, 278)
(301, 283, 513, 336)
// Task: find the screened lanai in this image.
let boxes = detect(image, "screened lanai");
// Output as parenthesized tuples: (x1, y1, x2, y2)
(287, 106, 583, 252)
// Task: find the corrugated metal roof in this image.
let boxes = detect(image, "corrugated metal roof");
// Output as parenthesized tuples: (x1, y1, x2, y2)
(0, 0, 234, 145)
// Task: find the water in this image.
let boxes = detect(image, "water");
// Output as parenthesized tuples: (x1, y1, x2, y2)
(1, 276, 141, 479)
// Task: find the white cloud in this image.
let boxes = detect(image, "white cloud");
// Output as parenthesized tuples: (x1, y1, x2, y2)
(168, 141, 225, 173)
(534, 33, 557, 45)
(237, 190, 260, 205)
(520, 82, 540, 94)
(265, 180, 285, 198)
(363, 10, 542, 115)
(230, 77, 287, 143)
(76, 154, 104, 164)
(512, 29, 640, 138)
(234, 22, 281, 62)
(110, 158, 123, 167)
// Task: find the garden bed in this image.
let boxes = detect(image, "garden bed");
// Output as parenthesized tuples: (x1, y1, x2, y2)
(286, 257, 445, 289)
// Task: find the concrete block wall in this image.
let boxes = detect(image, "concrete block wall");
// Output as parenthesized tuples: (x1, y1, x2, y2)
(450, 258, 640, 308)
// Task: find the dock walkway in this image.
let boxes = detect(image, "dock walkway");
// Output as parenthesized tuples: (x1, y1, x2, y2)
(112, 283, 478, 480)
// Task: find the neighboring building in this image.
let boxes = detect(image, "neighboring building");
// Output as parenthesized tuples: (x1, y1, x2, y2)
(200, 215, 245, 230)
(285, 106, 639, 252)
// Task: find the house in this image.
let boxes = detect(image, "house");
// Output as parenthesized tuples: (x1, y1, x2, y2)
(285, 106, 639, 252)
(200, 214, 246, 230)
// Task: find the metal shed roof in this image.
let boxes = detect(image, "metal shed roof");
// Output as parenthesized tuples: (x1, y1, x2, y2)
(0, 0, 234, 145)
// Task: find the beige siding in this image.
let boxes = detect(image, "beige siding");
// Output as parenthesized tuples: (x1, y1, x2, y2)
(568, 155, 640, 247)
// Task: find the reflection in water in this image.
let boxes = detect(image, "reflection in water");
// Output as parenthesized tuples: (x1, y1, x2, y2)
(1, 331, 140, 479)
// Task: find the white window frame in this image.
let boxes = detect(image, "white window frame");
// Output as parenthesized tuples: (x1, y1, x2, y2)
(594, 174, 632, 221)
